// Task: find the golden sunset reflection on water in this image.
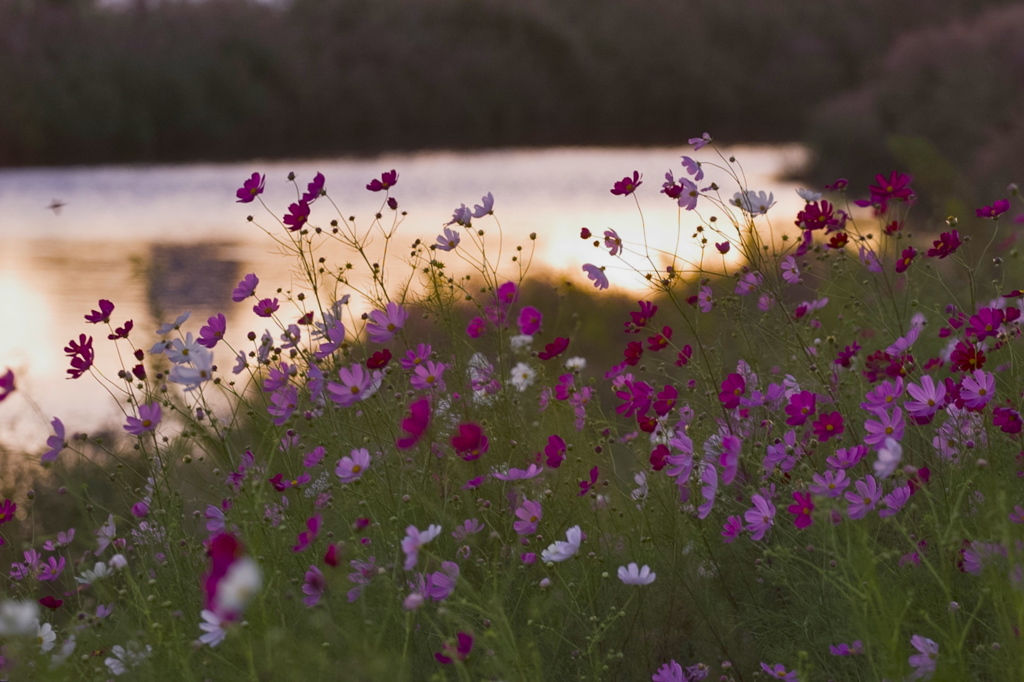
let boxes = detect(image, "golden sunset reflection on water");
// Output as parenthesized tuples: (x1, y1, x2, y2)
(0, 145, 809, 452)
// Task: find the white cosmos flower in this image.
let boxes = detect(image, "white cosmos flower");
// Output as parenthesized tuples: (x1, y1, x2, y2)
(0, 600, 40, 635)
(104, 643, 152, 676)
(75, 561, 113, 585)
(510, 334, 533, 351)
(215, 557, 262, 616)
(564, 356, 587, 371)
(873, 437, 903, 479)
(37, 621, 56, 652)
(617, 562, 656, 586)
(732, 190, 776, 215)
(198, 609, 228, 647)
(796, 188, 822, 202)
(541, 525, 582, 563)
(510, 362, 536, 392)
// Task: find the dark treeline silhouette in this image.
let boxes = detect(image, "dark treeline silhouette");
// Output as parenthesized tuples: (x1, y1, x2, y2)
(1, 0, 1020, 174)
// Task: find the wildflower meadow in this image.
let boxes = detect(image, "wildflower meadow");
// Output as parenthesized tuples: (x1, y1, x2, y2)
(2, 136, 1024, 681)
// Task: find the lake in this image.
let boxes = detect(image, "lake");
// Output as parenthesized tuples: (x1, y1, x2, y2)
(0, 144, 808, 451)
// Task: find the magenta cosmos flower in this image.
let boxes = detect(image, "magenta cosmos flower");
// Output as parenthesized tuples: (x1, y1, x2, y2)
(451, 423, 488, 461)
(235, 172, 265, 203)
(396, 399, 431, 449)
(787, 491, 814, 529)
(335, 448, 371, 483)
(610, 171, 642, 196)
(538, 337, 569, 361)
(410, 361, 446, 392)
(231, 273, 259, 302)
(976, 199, 1010, 219)
(283, 200, 310, 232)
(845, 475, 881, 520)
(197, 314, 227, 349)
(326, 364, 373, 408)
(42, 417, 66, 463)
(760, 662, 797, 681)
(124, 403, 162, 436)
(518, 306, 542, 335)
(0, 368, 14, 404)
(812, 411, 844, 442)
(960, 369, 995, 410)
(64, 334, 95, 379)
(302, 565, 325, 607)
(434, 632, 473, 665)
(583, 264, 609, 290)
(366, 302, 407, 343)
(366, 169, 398, 192)
(718, 373, 746, 409)
(85, 299, 115, 324)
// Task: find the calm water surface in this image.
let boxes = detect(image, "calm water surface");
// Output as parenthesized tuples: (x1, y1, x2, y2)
(0, 144, 808, 450)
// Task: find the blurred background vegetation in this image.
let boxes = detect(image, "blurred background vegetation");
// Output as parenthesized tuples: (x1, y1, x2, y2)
(1, 0, 1022, 197)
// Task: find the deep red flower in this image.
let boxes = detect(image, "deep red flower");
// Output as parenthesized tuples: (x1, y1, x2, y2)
(39, 596, 63, 610)
(646, 326, 672, 351)
(623, 341, 643, 366)
(895, 246, 916, 273)
(366, 349, 392, 369)
(675, 345, 693, 366)
(950, 342, 986, 373)
(538, 337, 569, 361)
(926, 230, 962, 259)
(626, 301, 657, 332)
(544, 434, 566, 468)
(650, 444, 669, 471)
(580, 227, 592, 239)
(108, 320, 133, 340)
(578, 466, 599, 496)
(812, 411, 844, 442)
(85, 299, 115, 324)
(828, 232, 849, 249)
(795, 200, 839, 231)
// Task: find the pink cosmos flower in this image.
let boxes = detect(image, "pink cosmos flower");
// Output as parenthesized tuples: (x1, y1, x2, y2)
(905, 376, 946, 419)
(697, 285, 713, 312)
(124, 403, 161, 436)
(232, 273, 259, 302)
(583, 264, 609, 290)
(366, 170, 398, 192)
(366, 301, 407, 343)
(302, 565, 325, 607)
(721, 515, 743, 543)
(830, 640, 864, 656)
(425, 561, 460, 601)
(845, 476, 881, 520)
(292, 514, 321, 553)
(780, 255, 801, 284)
(879, 484, 911, 518)
(410, 361, 446, 392)
(514, 500, 543, 535)
(335, 448, 371, 483)
(326, 364, 373, 407)
(908, 635, 938, 680)
(517, 306, 542, 335)
(235, 173, 265, 203)
(718, 434, 742, 485)
(697, 464, 718, 520)
(760, 663, 797, 681)
(253, 297, 279, 318)
(0, 499, 17, 526)
(787, 492, 814, 529)
(603, 229, 623, 256)
(744, 493, 776, 540)
(809, 469, 850, 498)
(42, 417, 66, 463)
(434, 226, 460, 251)
(688, 132, 712, 149)
(652, 660, 685, 682)
(492, 464, 542, 481)
(994, 406, 1023, 433)
(402, 524, 442, 570)
(864, 407, 905, 447)
(960, 369, 995, 410)
(396, 399, 431, 449)
(400, 344, 432, 370)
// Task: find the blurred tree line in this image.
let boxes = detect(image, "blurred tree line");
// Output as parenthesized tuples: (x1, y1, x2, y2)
(1, 0, 1021, 198)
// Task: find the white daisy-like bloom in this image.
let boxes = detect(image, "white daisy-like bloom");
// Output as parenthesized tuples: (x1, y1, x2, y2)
(75, 561, 114, 585)
(796, 188, 822, 202)
(564, 356, 587, 371)
(510, 362, 536, 392)
(510, 334, 533, 351)
(541, 525, 582, 563)
(617, 562, 656, 586)
(50, 634, 76, 668)
(630, 472, 648, 503)
(215, 557, 263, 616)
(873, 437, 903, 479)
(731, 190, 776, 216)
(198, 609, 228, 647)
(105, 643, 152, 676)
(37, 621, 57, 652)
(0, 600, 40, 636)
(110, 554, 128, 570)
